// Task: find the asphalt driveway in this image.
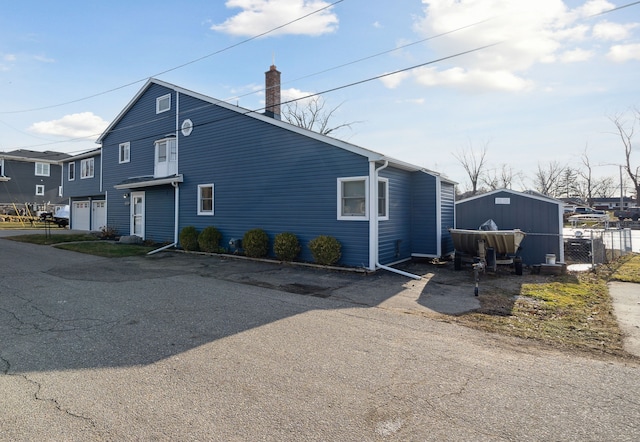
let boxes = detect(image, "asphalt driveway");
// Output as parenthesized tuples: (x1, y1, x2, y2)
(1, 235, 639, 441)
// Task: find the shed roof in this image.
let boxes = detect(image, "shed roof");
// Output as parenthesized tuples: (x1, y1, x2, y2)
(456, 188, 562, 206)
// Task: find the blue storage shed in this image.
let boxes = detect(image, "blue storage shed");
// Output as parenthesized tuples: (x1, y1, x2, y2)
(455, 189, 564, 266)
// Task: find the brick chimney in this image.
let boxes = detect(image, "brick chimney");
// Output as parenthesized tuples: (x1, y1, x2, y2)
(264, 64, 281, 120)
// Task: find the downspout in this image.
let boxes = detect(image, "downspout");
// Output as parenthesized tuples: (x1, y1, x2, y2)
(148, 92, 181, 256)
(370, 160, 422, 280)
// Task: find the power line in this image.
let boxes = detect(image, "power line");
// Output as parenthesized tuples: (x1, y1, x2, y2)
(0, 0, 344, 115)
(8, 42, 499, 151)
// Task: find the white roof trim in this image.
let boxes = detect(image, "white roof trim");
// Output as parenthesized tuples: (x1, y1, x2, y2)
(97, 78, 444, 174)
(456, 188, 561, 205)
(114, 174, 184, 190)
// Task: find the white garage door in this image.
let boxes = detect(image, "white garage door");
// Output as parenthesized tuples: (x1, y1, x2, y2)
(91, 200, 106, 231)
(72, 201, 90, 231)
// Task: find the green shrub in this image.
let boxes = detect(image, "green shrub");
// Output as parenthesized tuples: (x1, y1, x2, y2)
(179, 226, 199, 251)
(273, 232, 301, 261)
(308, 235, 341, 266)
(198, 226, 222, 253)
(243, 228, 269, 258)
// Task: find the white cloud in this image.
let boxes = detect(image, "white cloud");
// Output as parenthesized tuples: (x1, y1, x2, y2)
(593, 21, 639, 41)
(211, 0, 338, 37)
(607, 43, 640, 62)
(29, 112, 109, 139)
(412, 66, 533, 92)
(560, 48, 594, 62)
(379, 71, 411, 89)
(392, 0, 635, 92)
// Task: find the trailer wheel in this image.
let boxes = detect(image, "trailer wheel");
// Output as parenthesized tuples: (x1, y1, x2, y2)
(514, 257, 523, 276)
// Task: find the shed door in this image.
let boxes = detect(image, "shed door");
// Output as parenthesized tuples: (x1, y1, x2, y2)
(91, 200, 106, 231)
(72, 201, 90, 231)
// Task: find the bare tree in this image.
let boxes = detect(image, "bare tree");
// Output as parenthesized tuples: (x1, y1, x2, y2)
(532, 161, 565, 197)
(282, 96, 359, 136)
(592, 176, 617, 198)
(482, 163, 519, 190)
(578, 145, 596, 204)
(611, 110, 640, 202)
(453, 141, 489, 196)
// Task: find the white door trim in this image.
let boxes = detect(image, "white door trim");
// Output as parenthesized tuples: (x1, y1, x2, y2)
(130, 191, 145, 239)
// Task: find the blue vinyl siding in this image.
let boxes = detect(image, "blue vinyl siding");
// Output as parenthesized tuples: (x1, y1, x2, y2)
(410, 172, 439, 256)
(101, 84, 178, 237)
(0, 159, 64, 205)
(378, 167, 412, 264)
(177, 93, 370, 267)
(62, 154, 102, 198)
(144, 187, 176, 244)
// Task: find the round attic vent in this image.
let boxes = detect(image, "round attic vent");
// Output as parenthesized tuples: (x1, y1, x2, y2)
(181, 119, 193, 136)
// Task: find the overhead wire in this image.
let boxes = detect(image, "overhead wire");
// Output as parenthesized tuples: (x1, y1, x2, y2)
(0, 0, 344, 115)
(3, 0, 640, 151)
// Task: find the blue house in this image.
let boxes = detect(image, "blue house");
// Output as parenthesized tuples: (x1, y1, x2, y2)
(96, 68, 455, 272)
(60, 148, 106, 231)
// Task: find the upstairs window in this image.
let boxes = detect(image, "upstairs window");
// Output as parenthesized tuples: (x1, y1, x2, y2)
(81, 158, 94, 179)
(119, 142, 130, 163)
(35, 185, 45, 196)
(68, 162, 75, 181)
(35, 162, 50, 177)
(156, 94, 171, 114)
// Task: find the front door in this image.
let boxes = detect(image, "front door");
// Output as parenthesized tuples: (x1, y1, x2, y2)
(130, 192, 145, 239)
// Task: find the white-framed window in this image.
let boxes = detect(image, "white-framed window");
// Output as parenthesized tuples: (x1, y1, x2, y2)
(35, 184, 45, 196)
(337, 177, 389, 221)
(58, 186, 62, 197)
(119, 142, 130, 163)
(154, 137, 177, 177)
(0, 159, 4, 176)
(81, 158, 94, 179)
(156, 93, 171, 114)
(35, 162, 50, 177)
(197, 184, 214, 215)
(378, 178, 389, 221)
(338, 177, 368, 220)
(68, 162, 75, 181)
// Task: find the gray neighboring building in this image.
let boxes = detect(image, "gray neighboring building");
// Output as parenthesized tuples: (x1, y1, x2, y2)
(455, 189, 564, 266)
(0, 149, 69, 214)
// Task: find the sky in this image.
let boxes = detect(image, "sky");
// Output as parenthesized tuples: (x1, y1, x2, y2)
(1, 0, 639, 191)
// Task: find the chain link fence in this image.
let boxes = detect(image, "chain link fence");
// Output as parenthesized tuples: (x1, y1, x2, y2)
(564, 228, 634, 266)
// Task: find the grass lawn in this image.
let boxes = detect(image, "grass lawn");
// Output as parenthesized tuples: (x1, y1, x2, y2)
(454, 254, 640, 357)
(5, 232, 155, 257)
(54, 242, 156, 257)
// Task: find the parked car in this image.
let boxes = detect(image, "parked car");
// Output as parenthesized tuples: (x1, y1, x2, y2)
(614, 207, 640, 221)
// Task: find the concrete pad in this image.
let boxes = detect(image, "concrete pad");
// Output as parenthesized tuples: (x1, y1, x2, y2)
(609, 281, 640, 357)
